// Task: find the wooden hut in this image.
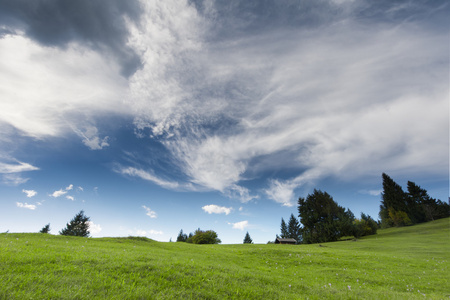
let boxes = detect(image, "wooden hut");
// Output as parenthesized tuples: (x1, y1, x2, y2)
(275, 238, 297, 245)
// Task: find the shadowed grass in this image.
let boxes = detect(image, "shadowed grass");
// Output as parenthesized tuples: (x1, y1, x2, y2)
(1, 218, 448, 299)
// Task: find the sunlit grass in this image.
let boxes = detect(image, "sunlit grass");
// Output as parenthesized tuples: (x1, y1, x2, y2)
(1, 218, 448, 299)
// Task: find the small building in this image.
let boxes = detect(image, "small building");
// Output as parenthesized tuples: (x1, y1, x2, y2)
(275, 238, 297, 245)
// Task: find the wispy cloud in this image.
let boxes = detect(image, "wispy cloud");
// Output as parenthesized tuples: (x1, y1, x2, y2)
(202, 204, 232, 215)
(142, 205, 157, 218)
(22, 189, 37, 198)
(66, 184, 73, 191)
(117, 166, 183, 190)
(72, 126, 110, 150)
(50, 189, 67, 198)
(229, 220, 249, 231)
(16, 202, 36, 210)
(0, 160, 39, 174)
(66, 195, 75, 201)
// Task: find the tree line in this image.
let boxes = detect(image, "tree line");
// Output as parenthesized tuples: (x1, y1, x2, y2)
(277, 173, 448, 244)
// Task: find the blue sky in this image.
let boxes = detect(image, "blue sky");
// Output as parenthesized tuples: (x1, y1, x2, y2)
(0, 0, 448, 244)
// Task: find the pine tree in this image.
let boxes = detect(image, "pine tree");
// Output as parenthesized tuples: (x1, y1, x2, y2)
(39, 223, 50, 234)
(243, 231, 253, 244)
(176, 229, 187, 242)
(59, 210, 90, 237)
(379, 173, 408, 227)
(287, 213, 301, 243)
(280, 218, 288, 238)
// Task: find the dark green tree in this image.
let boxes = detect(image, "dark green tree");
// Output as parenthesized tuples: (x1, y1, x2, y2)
(407, 181, 449, 222)
(379, 173, 409, 227)
(176, 229, 188, 242)
(39, 223, 50, 234)
(59, 210, 90, 237)
(243, 231, 253, 244)
(353, 213, 378, 238)
(191, 229, 221, 244)
(287, 213, 301, 243)
(280, 218, 288, 238)
(298, 189, 355, 244)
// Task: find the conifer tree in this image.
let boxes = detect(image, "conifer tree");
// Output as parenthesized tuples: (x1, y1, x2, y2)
(379, 173, 408, 227)
(59, 210, 90, 237)
(243, 231, 253, 244)
(39, 223, 50, 234)
(176, 229, 187, 242)
(287, 213, 301, 243)
(280, 218, 288, 238)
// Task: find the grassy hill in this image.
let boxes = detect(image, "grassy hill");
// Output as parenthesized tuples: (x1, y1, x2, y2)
(1, 218, 448, 299)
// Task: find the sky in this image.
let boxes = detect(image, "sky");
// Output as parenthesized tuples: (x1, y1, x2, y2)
(0, 0, 448, 244)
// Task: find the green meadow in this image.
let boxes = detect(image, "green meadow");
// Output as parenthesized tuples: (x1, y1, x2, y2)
(1, 218, 449, 299)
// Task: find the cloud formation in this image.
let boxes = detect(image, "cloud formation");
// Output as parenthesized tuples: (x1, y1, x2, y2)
(16, 202, 36, 210)
(229, 220, 249, 231)
(22, 189, 37, 198)
(142, 205, 157, 218)
(0, 0, 447, 206)
(50, 189, 67, 198)
(202, 204, 232, 215)
(87, 221, 102, 235)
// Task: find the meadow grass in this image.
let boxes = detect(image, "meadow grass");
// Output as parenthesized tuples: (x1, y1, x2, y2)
(1, 218, 448, 299)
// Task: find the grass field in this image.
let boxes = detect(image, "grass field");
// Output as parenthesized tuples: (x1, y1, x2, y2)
(1, 218, 449, 299)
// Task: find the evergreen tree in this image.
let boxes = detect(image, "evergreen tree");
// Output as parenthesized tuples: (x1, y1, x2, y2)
(176, 229, 188, 242)
(287, 213, 301, 243)
(59, 210, 90, 237)
(243, 231, 253, 244)
(407, 181, 449, 222)
(298, 189, 355, 244)
(39, 223, 50, 234)
(379, 173, 408, 227)
(280, 218, 288, 238)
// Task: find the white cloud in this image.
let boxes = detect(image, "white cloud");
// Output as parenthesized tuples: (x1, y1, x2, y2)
(117, 166, 184, 190)
(0, 34, 130, 140)
(124, 4, 448, 205)
(72, 126, 110, 150)
(87, 221, 102, 235)
(142, 205, 157, 218)
(66, 184, 73, 191)
(1, 174, 29, 186)
(202, 204, 232, 215)
(0, 160, 39, 174)
(50, 189, 67, 198)
(16, 202, 36, 210)
(77, 186, 84, 192)
(66, 195, 75, 201)
(229, 220, 249, 231)
(22, 189, 37, 198)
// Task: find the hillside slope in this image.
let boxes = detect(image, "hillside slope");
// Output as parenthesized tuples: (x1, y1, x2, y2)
(1, 218, 448, 299)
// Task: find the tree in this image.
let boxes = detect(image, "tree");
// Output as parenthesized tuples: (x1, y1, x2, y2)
(298, 189, 355, 244)
(191, 229, 221, 244)
(59, 210, 90, 237)
(280, 218, 288, 238)
(39, 223, 50, 234)
(353, 213, 378, 238)
(407, 181, 450, 222)
(176, 229, 188, 242)
(287, 213, 301, 243)
(379, 173, 408, 228)
(243, 231, 253, 244)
